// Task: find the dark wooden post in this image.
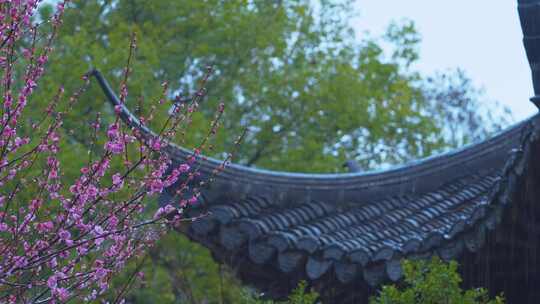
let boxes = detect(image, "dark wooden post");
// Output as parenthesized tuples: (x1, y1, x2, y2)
(518, 0, 540, 108)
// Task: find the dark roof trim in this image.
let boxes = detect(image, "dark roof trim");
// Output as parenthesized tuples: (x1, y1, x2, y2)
(518, 0, 540, 103)
(91, 70, 538, 204)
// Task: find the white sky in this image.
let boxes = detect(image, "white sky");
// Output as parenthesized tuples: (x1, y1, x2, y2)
(351, 0, 537, 121)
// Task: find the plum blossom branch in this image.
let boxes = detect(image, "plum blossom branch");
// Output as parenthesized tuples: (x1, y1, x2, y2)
(0, 1, 236, 303)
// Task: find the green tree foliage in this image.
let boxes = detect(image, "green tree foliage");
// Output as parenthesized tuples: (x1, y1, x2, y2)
(40, 0, 452, 173)
(422, 69, 513, 149)
(242, 281, 318, 304)
(32, 1, 514, 303)
(370, 258, 505, 304)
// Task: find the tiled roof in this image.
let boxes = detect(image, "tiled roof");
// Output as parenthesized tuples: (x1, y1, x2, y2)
(184, 115, 539, 288)
(93, 69, 540, 298)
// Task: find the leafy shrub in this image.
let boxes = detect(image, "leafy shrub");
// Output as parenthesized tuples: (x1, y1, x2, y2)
(370, 257, 505, 304)
(243, 281, 319, 304)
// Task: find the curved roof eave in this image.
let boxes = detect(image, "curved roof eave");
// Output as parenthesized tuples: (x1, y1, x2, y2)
(91, 69, 539, 202)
